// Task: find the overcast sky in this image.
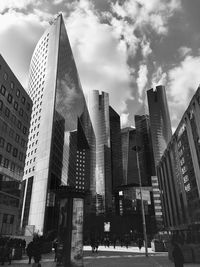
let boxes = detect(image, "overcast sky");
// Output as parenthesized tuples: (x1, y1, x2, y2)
(1, 0, 200, 131)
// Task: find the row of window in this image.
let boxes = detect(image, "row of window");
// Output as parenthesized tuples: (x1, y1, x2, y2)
(0, 106, 28, 136)
(0, 137, 25, 161)
(0, 123, 26, 149)
(0, 84, 31, 112)
(0, 154, 23, 175)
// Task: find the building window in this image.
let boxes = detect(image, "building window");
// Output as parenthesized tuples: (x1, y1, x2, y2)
(10, 82, 14, 89)
(0, 100, 3, 110)
(2, 122, 7, 132)
(7, 94, 13, 103)
(5, 107, 10, 118)
(23, 127, 27, 135)
(6, 143, 12, 153)
(17, 120, 22, 130)
(16, 89, 20, 97)
(13, 148, 18, 157)
(0, 137, 5, 148)
(3, 158, 9, 168)
(0, 85, 6, 95)
(14, 101, 18, 111)
(15, 134, 20, 143)
(21, 96, 25, 104)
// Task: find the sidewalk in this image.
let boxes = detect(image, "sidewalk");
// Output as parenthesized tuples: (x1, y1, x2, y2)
(8, 246, 200, 266)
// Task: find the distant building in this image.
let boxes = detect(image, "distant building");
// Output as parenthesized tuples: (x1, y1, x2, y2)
(20, 14, 95, 235)
(147, 85, 172, 166)
(0, 54, 32, 235)
(87, 90, 112, 214)
(135, 114, 155, 186)
(121, 127, 138, 185)
(157, 86, 200, 235)
(109, 106, 123, 192)
(147, 85, 172, 229)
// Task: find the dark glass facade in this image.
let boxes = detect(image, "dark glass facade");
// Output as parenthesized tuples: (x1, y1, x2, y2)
(0, 54, 32, 235)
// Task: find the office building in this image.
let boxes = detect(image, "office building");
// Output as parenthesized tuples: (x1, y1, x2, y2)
(147, 85, 172, 166)
(147, 85, 172, 229)
(20, 14, 96, 235)
(0, 54, 32, 235)
(121, 127, 139, 185)
(87, 90, 112, 214)
(109, 106, 123, 192)
(157, 86, 200, 235)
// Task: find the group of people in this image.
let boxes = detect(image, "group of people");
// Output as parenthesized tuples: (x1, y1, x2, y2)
(26, 236, 43, 266)
(0, 236, 26, 265)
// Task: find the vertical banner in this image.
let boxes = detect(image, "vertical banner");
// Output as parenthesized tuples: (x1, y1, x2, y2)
(71, 198, 84, 267)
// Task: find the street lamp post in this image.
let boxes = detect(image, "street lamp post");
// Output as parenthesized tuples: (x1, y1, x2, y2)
(133, 145, 148, 257)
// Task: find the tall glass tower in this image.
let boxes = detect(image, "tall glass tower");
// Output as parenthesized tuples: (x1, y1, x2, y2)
(87, 90, 112, 214)
(20, 14, 96, 235)
(147, 85, 172, 166)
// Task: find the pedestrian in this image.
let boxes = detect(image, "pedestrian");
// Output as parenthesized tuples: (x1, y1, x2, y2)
(137, 238, 143, 251)
(32, 237, 42, 265)
(53, 239, 58, 262)
(90, 237, 96, 253)
(95, 239, 99, 253)
(27, 241, 34, 264)
(172, 242, 184, 267)
(1, 242, 12, 265)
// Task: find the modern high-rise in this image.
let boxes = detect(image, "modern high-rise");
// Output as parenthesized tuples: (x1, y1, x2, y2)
(87, 90, 112, 214)
(147, 85, 172, 228)
(0, 54, 32, 235)
(121, 127, 138, 185)
(135, 114, 155, 186)
(109, 106, 123, 192)
(20, 14, 96, 235)
(147, 85, 172, 166)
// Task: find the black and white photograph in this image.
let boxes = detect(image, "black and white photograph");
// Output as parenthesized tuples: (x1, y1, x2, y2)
(0, 0, 200, 266)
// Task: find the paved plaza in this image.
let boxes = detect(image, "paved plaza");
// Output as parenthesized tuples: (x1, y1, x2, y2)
(6, 246, 200, 267)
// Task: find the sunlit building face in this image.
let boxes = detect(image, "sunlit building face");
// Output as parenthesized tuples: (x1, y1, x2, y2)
(21, 14, 96, 235)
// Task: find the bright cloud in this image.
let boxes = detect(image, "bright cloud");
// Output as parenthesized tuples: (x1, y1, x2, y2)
(168, 55, 200, 127)
(136, 64, 148, 98)
(0, 0, 39, 12)
(65, 0, 133, 116)
(0, 10, 47, 88)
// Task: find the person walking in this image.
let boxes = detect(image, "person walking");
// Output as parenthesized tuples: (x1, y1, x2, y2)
(137, 238, 143, 251)
(27, 241, 34, 264)
(172, 242, 184, 267)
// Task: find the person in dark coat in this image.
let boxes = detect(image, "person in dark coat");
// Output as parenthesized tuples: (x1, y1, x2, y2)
(1, 243, 12, 265)
(27, 241, 34, 264)
(137, 238, 143, 251)
(172, 243, 184, 267)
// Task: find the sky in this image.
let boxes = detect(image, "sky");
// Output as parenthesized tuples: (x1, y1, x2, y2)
(1, 0, 200, 131)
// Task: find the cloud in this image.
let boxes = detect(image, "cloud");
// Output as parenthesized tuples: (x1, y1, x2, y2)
(65, 0, 133, 115)
(168, 55, 200, 127)
(0, 0, 40, 12)
(120, 113, 129, 127)
(0, 10, 47, 88)
(152, 66, 167, 88)
(178, 46, 192, 58)
(136, 64, 148, 98)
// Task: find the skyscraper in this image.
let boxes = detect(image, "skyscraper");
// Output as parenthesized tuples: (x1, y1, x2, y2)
(147, 85, 172, 166)
(121, 127, 138, 185)
(147, 85, 172, 229)
(20, 14, 96, 235)
(87, 90, 112, 214)
(0, 54, 32, 235)
(109, 106, 123, 192)
(135, 114, 155, 186)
